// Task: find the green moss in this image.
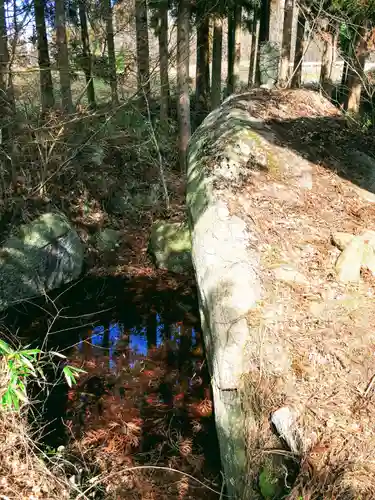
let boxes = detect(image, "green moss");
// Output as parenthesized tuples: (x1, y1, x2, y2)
(243, 129, 280, 176)
(259, 459, 284, 499)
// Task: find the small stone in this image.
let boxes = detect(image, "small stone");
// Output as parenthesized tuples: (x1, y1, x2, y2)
(331, 232, 354, 251)
(333, 230, 375, 282)
(271, 406, 304, 454)
(94, 228, 121, 252)
(335, 235, 364, 282)
(273, 264, 309, 285)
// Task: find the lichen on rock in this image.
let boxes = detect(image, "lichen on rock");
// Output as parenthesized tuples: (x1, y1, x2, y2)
(0, 212, 84, 311)
(148, 220, 192, 274)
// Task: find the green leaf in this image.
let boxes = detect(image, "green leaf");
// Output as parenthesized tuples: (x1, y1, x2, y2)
(63, 366, 74, 388)
(19, 355, 37, 373)
(2, 391, 12, 409)
(0, 339, 13, 355)
(13, 388, 28, 404)
(68, 366, 86, 374)
(18, 349, 41, 356)
(10, 391, 20, 411)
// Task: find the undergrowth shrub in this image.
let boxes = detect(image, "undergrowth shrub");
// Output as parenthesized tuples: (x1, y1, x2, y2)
(0, 338, 84, 412)
(0, 337, 84, 499)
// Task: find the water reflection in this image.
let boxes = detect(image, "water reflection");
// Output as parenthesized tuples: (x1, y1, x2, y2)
(77, 313, 200, 372)
(5, 275, 221, 497)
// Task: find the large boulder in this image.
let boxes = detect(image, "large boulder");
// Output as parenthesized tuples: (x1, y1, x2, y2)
(148, 220, 192, 274)
(186, 88, 375, 498)
(0, 212, 84, 311)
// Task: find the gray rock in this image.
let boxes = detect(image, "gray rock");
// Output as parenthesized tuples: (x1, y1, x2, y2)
(149, 221, 192, 274)
(94, 228, 121, 252)
(334, 230, 375, 282)
(335, 235, 364, 283)
(107, 193, 130, 215)
(0, 212, 84, 311)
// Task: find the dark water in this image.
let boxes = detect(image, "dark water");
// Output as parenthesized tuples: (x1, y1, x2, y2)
(1, 275, 222, 497)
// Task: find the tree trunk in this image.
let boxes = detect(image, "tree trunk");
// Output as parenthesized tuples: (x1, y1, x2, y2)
(255, 0, 270, 86)
(158, 0, 169, 123)
(319, 22, 334, 94)
(233, 5, 242, 92)
(248, 11, 260, 87)
(34, 0, 55, 112)
(341, 59, 348, 87)
(269, 0, 280, 43)
(346, 25, 368, 114)
(135, 0, 151, 102)
(55, 0, 73, 113)
(177, 0, 191, 171)
(259, 0, 270, 43)
(78, 0, 96, 109)
(279, 0, 294, 86)
(195, 6, 210, 122)
(104, 0, 118, 106)
(227, 10, 235, 95)
(0, 0, 10, 129)
(211, 15, 223, 109)
(291, 10, 305, 88)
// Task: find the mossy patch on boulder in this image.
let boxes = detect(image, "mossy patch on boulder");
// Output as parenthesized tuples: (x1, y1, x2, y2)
(0, 212, 84, 311)
(148, 220, 192, 274)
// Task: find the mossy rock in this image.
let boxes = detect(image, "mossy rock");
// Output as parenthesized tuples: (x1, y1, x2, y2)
(259, 458, 285, 499)
(0, 212, 84, 311)
(149, 220, 192, 274)
(94, 228, 121, 252)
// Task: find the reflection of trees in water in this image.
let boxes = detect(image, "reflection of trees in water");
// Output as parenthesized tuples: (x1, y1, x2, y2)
(146, 307, 157, 350)
(63, 314, 221, 498)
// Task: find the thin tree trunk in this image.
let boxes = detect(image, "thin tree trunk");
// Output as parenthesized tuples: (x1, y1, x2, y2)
(319, 22, 334, 94)
(259, 0, 270, 43)
(291, 9, 306, 88)
(135, 0, 150, 101)
(227, 9, 235, 95)
(332, 25, 339, 79)
(269, 0, 280, 43)
(78, 0, 96, 108)
(195, 5, 210, 123)
(6, 0, 17, 115)
(341, 59, 348, 87)
(177, 0, 191, 171)
(0, 0, 9, 117)
(158, 0, 169, 123)
(211, 15, 223, 109)
(346, 24, 368, 114)
(34, 0, 55, 112)
(248, 12, 260, 87)
(279, 0, 294, 85)
(104, 0, 118, 106)
(233, 5, 242, 91)
(0, 0, 13, 159)
(255, 0, 270, 86)
(55, 0, 73, 113)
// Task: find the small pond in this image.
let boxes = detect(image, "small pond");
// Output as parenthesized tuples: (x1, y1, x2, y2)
(1, 274, 222, 499)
